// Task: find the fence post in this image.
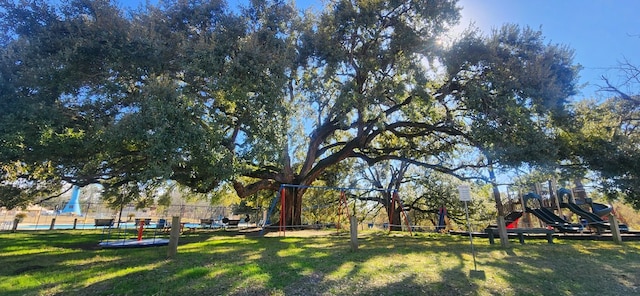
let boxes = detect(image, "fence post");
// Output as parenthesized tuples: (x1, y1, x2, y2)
(609, 214, 622, 244)
(167, 216, 181, 258)
(349, 215, 358, 251)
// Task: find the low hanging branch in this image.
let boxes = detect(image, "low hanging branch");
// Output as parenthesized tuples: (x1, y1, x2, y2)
(35, 186, 74, 205)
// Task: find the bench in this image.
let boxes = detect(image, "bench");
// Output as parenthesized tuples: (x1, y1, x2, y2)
(485, 228, 555, 244)
(224, 219, 240, 228)
(94, 218, 114, 227)
(222, 217, 250, 229)
(157, 219, 169, 229)
(134, 218, 151, 226)
(200, 218, 213, 228)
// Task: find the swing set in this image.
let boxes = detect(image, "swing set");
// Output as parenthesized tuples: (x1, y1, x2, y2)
(260, 184, 413, 236)
(99, 219, 169, 248)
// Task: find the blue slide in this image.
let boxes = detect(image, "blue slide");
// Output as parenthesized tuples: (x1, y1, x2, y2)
(590, 202, 612, 217)
(523, 193, 581, 232)
(526, 207, 582, 233)
(557, 188, 628, 233)
(564, 202, 628, 233)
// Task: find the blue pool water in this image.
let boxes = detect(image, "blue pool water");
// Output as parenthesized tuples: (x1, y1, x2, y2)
(16, 223, 105, 230)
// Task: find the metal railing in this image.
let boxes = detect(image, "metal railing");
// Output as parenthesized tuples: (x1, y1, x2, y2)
(1, 202, 232, 231)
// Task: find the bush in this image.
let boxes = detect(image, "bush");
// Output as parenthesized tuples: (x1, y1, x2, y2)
(14, 212, 27, 222)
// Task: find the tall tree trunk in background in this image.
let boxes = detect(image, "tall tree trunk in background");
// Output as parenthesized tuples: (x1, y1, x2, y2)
(385, 200, 403, 231)
(383, 162, 410, 231)
(117, 205, 124, 229)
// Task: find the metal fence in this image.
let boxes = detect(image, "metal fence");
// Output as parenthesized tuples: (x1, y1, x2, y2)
(0, 201, 233, 231)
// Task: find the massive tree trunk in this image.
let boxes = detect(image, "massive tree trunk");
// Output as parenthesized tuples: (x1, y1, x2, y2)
(280, 187, 303, 227)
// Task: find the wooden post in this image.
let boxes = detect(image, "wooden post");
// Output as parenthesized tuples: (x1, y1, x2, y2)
(517, 233, 525, 244)
(496, 216, 509, 247)
(73, 218, 78, 230)
(609, 213, 622, 244)
(349, 215, 358, 251)
(167, 216, 181, 258)
(49, 218, 56, 230)
(550, 180, 563, 218)
(519, 191, 530, 228)
(280, 188, 286, 236)
(486, 228, 495, 245)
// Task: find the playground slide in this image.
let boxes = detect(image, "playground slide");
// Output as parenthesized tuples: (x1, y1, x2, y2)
(526, 207, 581, 232)
(591, 202, 612, 217)
(564, 202, 628, 232)
(504, 211, 523, 229)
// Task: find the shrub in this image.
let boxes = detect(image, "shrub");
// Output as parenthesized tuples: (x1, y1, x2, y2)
(15, 212, 27, 222)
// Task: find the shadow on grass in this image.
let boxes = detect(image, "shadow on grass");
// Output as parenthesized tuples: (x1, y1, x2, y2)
(0, 231, 481, 295)
(478, 241, 640, 295)
(2, 230, 640, 295)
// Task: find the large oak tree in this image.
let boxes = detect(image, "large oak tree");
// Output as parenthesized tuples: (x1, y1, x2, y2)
(1, 0, 581, 232)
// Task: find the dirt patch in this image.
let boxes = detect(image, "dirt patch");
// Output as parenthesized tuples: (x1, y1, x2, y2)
(258, 228, 340, 238)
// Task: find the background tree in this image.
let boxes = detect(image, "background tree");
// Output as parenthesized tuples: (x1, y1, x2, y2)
(594, 58, 640, 208)
(347, 161, 465, 231)
(0, 0, 295, 208)
(562, 96, 640, 208)
(437, 25, 580, 244)
(0, 0, 136, 208)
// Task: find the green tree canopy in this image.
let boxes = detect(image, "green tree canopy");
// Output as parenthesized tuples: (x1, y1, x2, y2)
(0, 0, 295, 208)
(0, 0, 584, 229)
(441, 25, 579, 170)
(562, 95, 640, 208)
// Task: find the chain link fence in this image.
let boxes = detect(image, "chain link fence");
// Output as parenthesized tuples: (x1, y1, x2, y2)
(0, 201, 236, 231)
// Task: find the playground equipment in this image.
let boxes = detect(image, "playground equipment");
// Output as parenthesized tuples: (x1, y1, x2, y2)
(99, 219, 169, 248)
(60, 186, 82, 216)
(504, 211, 523, 229)
(260, 184, 413, 236)
(557, 188, 628, 233)
(557, 188, 613, 217)
(522, 192, 582, 232)
(590, 201, 613, 217)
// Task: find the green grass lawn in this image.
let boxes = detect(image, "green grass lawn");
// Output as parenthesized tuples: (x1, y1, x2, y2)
(1, 229, 639, 295)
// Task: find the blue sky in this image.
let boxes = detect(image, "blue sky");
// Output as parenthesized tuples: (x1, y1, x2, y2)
(455, 0, 640, 100)
(119, 0, 640, 100)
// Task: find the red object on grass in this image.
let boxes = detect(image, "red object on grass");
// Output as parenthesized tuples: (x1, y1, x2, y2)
(137, 220, 144, 241)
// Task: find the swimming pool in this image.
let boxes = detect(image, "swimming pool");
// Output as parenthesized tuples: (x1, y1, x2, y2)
(16, 223, 115, 230)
